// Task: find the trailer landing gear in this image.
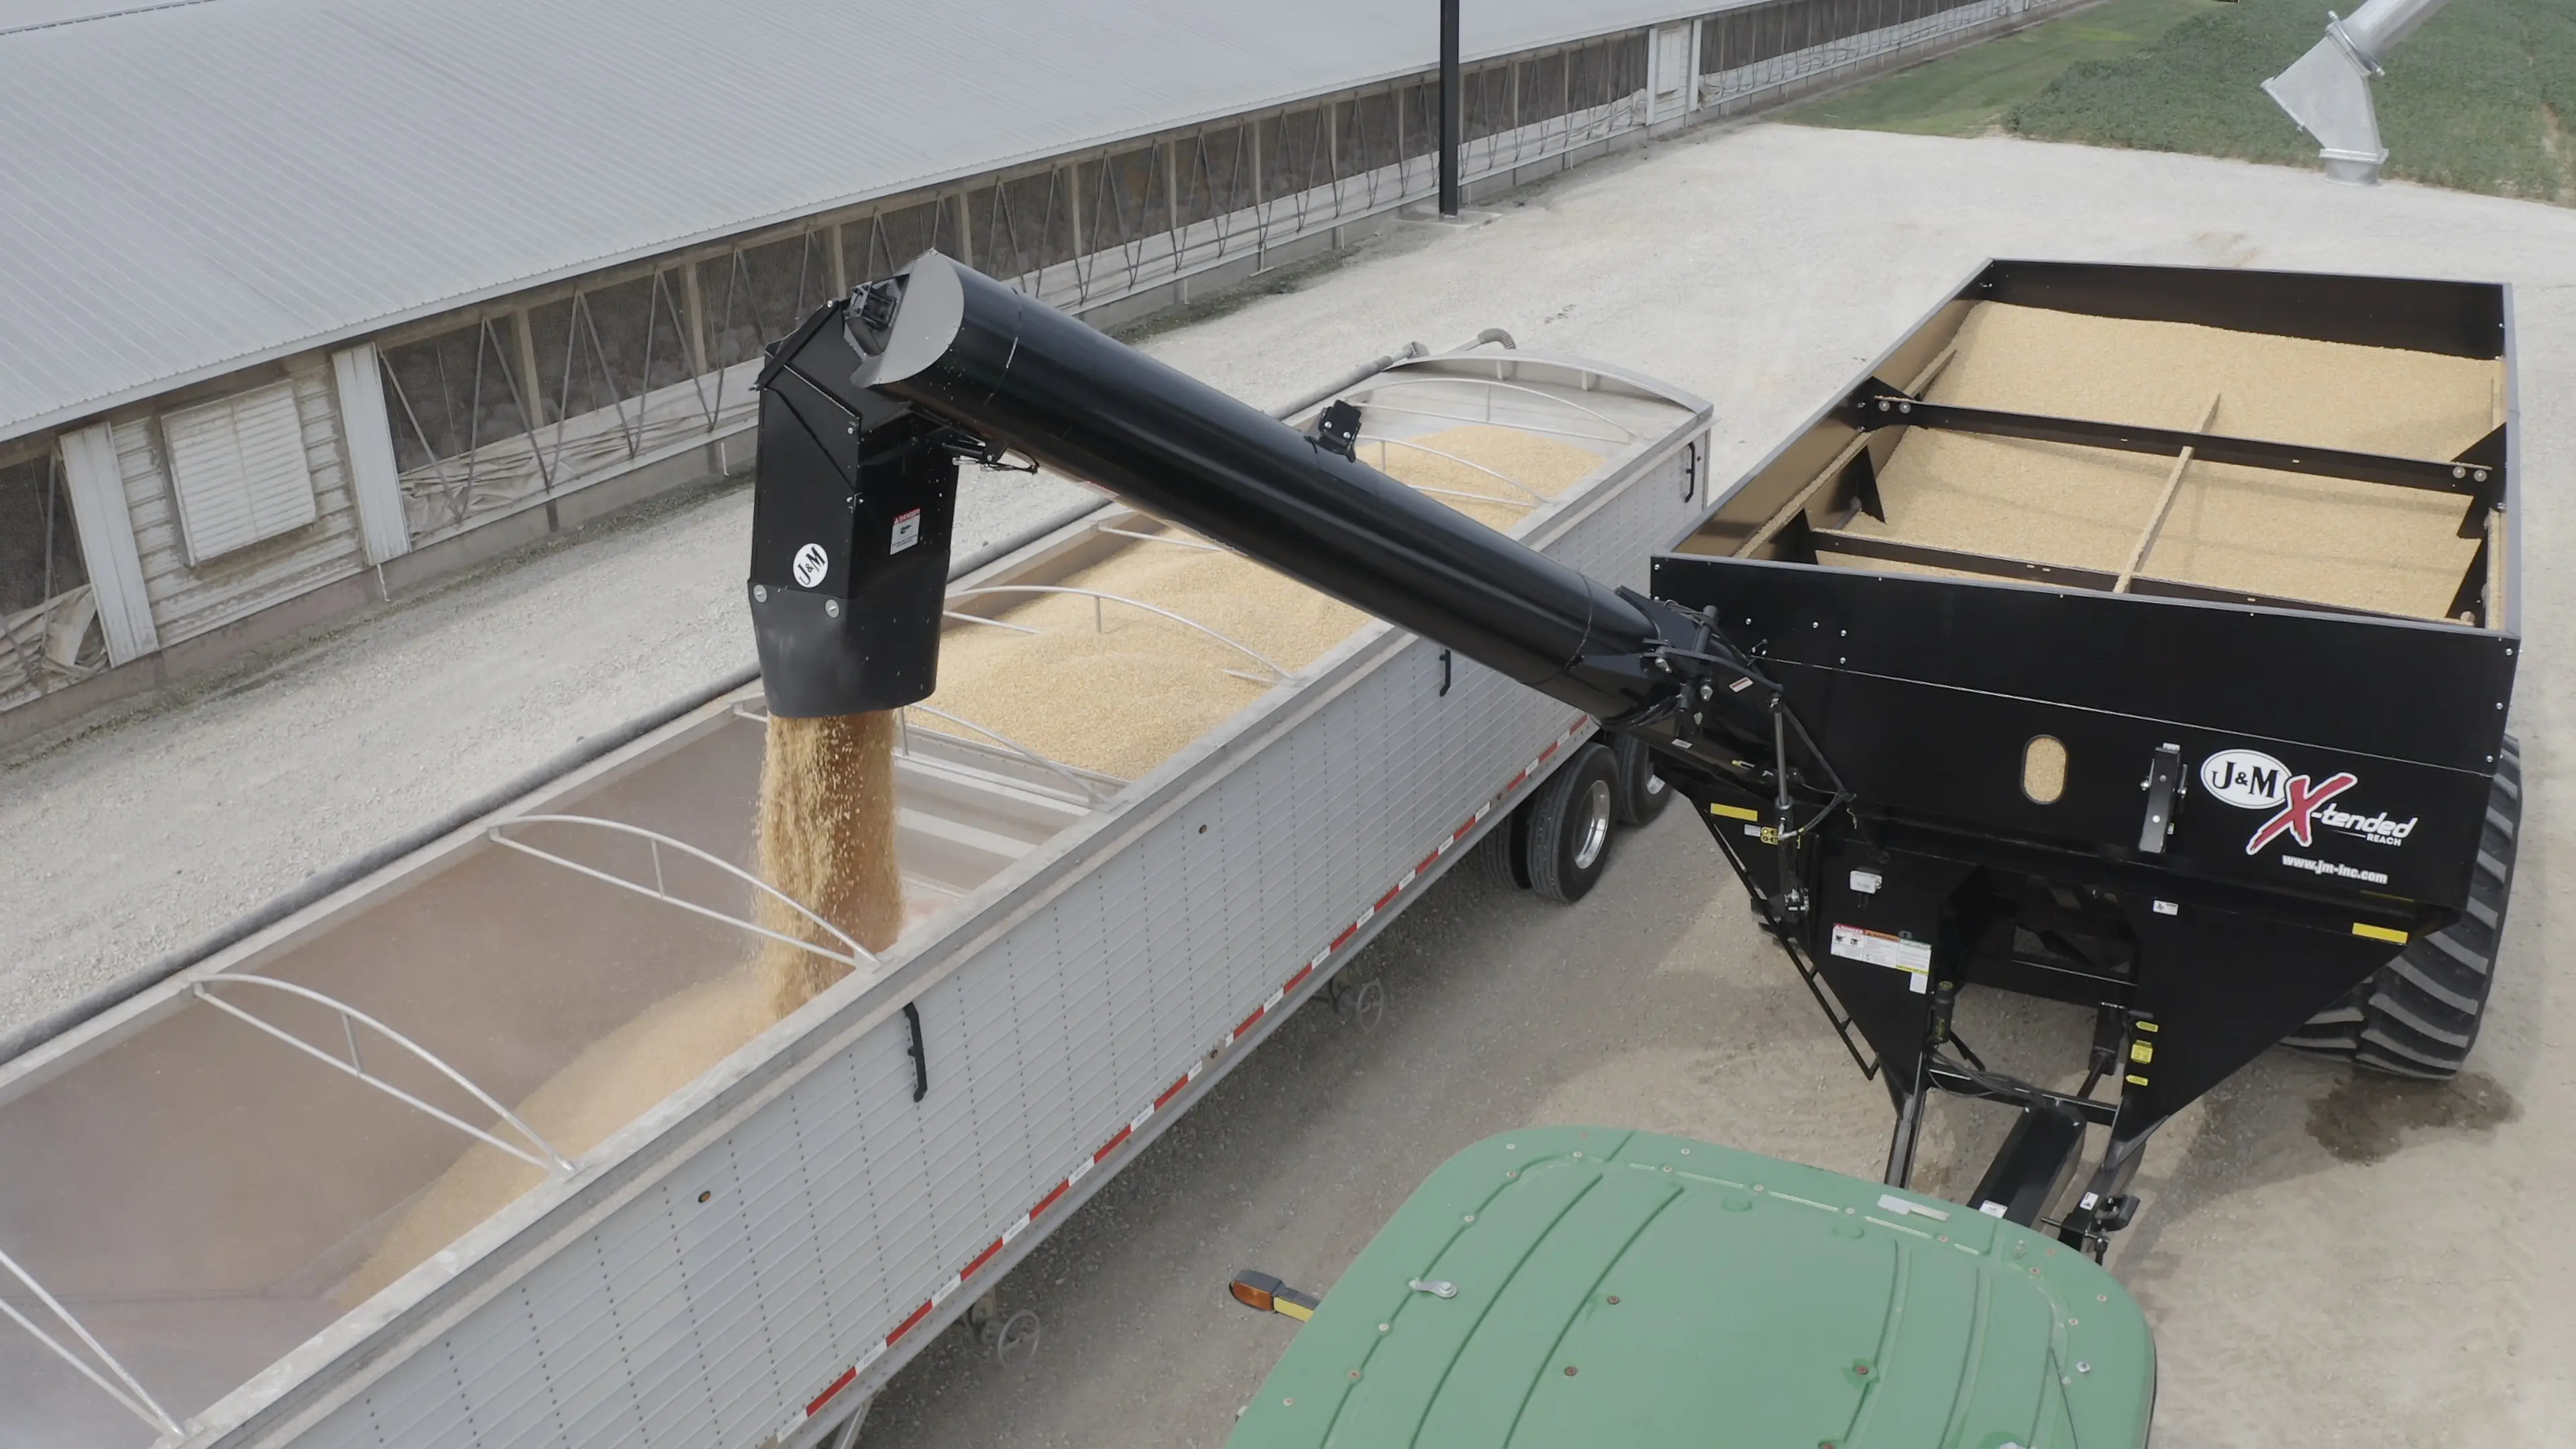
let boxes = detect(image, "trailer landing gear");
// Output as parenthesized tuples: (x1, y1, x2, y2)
(963, 1289, 1042, 1368)
(1326, 976, 1388, 1032)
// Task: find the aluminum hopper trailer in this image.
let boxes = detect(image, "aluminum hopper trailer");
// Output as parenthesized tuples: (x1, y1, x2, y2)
(0, 326, 1711, 1445)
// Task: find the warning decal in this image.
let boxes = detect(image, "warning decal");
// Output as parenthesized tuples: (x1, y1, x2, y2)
(1830, 923, 1931, 994)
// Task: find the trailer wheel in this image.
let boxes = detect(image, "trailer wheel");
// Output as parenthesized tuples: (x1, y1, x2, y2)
(1611, 733, 1672, 826)
(1472, 807, 1532, 891)
(1525, 743, 1619, 903)
(2286, 739, 2518, 1079)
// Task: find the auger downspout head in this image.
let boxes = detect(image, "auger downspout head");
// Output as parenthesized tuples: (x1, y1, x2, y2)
(744, 281, 961, 718)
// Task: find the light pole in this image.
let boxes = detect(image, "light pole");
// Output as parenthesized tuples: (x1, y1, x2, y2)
(1438, 0, 1461, 217)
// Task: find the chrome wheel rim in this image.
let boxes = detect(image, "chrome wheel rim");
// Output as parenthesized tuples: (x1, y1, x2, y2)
(1574, 779, 1613, 870)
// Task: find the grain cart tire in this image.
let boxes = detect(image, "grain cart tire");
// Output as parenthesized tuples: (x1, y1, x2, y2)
(2285, 738, 2518, 1079)
(1611, 733, 1672, 826)
(1473, 806, 1532, 892)
(1525, 743, 1620, 904)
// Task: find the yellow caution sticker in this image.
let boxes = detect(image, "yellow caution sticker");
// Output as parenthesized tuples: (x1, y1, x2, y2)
(1707, 802, 1761, 822)
(2129, 1041, 2153, 1065)
(2125, 1073, 2150, 1087)
(2352, 922, 2408, 944)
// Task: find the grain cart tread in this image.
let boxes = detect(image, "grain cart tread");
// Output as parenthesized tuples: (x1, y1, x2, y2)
(2287, 737, 2520, 1077)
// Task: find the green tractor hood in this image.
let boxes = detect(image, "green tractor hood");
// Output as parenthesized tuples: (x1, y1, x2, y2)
(1228, 1127, 2152, 1449)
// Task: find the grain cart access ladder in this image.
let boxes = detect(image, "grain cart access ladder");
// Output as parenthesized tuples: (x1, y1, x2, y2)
(748, 252, 2517, 1258)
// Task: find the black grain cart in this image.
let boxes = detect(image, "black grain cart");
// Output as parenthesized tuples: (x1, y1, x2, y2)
(1650, 260, 2521, 1251)
(749, 254, 2520, 1261)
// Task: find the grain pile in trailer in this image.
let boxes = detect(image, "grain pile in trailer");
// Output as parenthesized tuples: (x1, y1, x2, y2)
(343, 718, 912, 1305)
(930, 429, 1601, 778)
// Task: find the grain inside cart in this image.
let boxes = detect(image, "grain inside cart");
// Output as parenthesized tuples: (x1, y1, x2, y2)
(0, 335, 1707, 1446)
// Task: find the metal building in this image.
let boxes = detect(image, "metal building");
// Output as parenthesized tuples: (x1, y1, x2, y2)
(0, 0, 2076, 740)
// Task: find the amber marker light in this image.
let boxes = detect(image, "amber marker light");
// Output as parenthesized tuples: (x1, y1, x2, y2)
(1228, 1270, 1319, 1321)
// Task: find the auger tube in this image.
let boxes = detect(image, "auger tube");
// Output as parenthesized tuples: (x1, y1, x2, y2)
(747, 252, 1722, 726)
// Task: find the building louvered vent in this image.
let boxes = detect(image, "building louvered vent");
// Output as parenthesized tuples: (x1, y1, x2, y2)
(164, 382, 317, 564)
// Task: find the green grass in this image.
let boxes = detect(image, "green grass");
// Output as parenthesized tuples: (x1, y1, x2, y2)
(1782, 0, 2576, 203)
(1779, 0, 2224, 136)
(2012, 0, 2576, 201)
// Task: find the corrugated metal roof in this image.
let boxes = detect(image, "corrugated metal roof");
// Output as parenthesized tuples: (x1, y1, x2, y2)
(0, 0, 1701, 445)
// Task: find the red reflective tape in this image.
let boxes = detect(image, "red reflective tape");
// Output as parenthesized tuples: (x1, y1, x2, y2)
(1506, 770, 1529, 791)
(886, 1299, 936, 1345)
(1415, 850, 1442, 875)
(1234, 1006, 1267, 1038)
(1155, 1073, 1193, 1110)
(1374, 885, 1402, 912)
(1538, 741, 1560, 761)
(962, 1238, 1006, 1281)
(1283, 963, 1314, 992)
(1029, 1180, 1070, 1219)
(806, 1366, 857, 1417)
(1094, 1126, 1132, 1162)
(1451, 820, 1475, 841)
(1331, 923, 1359, 950)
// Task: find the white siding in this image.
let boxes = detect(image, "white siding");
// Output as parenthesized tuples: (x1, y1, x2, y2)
(57, 421, 157, 664)
(330, 344, 413, 564)
(163, 381, 319, 564)
(117, 360, 368, 649)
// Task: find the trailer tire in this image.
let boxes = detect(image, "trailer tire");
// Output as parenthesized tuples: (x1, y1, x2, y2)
(2285, 738, 2518, 1079)
(1472, 807, 1531, 892)
(1525, 743, 1619, 903)
(1611, 733, 1672, 826)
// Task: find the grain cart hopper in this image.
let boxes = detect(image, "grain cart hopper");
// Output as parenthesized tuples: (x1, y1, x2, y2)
(755, 253, 2520, 1275)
